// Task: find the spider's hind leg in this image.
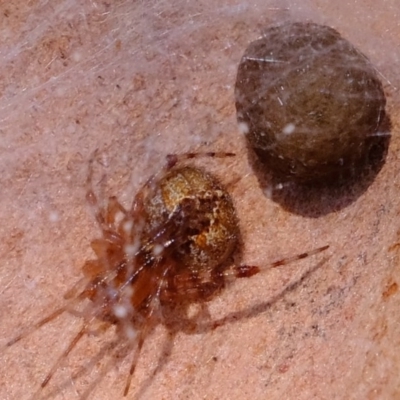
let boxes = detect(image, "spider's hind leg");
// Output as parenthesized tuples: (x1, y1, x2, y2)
(223, 245, 330, 283)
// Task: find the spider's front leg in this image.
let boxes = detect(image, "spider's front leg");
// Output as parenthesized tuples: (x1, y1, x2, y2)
(165, 151, 236, 169)
(86, 151, 129, 235)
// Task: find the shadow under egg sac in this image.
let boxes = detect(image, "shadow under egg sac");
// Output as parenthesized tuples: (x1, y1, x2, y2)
(235, 21, 390, 216)
(246, 113, 391, 217)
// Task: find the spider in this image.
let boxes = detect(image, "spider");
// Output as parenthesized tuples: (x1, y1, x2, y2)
(5, 151, 328, 398)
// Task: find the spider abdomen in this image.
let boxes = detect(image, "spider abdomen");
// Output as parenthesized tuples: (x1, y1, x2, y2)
(144, 166, 239, 273)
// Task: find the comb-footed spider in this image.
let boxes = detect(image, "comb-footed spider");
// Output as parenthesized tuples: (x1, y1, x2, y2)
(5, 151, 328, 398)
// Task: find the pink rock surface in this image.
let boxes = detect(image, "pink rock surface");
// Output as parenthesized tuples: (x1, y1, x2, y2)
(0, 1, 400, 399)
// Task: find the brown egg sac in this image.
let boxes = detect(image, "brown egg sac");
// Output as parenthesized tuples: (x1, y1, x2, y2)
(235, 22, 387, 184)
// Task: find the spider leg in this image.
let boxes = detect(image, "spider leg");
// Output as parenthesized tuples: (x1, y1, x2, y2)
(123, 326, 147, 397)
(86, 151, 98, 202)
(4, 286, 93, 348)
(39, 285, 121, 391)
(63, 276, 90, 299)
(4, 303, 98, 396)
(122, 260, 171, 397)
(5, 307, 67, 347)
(105, 196, 128, 227)
(86, 150, 104, 224)
(87, 152, 129, 237)
(38, 263, 153, 393)
(77, 338, 121, 400)
(133, 329, 177, 400)
(161, 245, 329, 304)
(223, 245, 330, 281)
(40, 319, 92, 389)
(165, 151, 236, 169)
